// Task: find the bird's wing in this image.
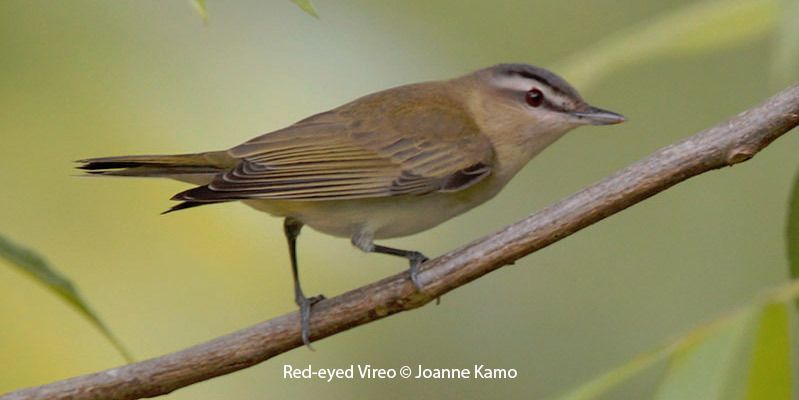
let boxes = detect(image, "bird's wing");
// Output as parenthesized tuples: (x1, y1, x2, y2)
(174, 97, 494, 202)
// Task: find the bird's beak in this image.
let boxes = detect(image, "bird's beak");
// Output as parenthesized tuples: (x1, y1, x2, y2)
(571, 106, 626, 125)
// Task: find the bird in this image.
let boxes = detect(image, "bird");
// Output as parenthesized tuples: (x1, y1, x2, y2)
(78, 63, 625, 347)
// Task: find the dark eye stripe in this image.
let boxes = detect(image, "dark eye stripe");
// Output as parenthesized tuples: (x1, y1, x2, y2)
(498, 64, 581, 99)
(501, 88, 571, 112)
(514, 72, 564, 96)
(542, 98, 568, 113)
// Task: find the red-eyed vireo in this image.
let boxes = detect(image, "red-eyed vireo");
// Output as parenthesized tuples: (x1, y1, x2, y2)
(79, 64, 625, 346)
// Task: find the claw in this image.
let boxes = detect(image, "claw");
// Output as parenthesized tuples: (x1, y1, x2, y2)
(367, 243, 437, 301)
(407, 252, 428, 291)
(296, 294, 325, 349)
(408, 256, 442, 304)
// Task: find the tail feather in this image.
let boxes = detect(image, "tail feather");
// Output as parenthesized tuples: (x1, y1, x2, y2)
(161, 200, 225, 214)
(77, 152, 232, 177)
(78, 152, 235, 213)
(82, 166, 222, 177)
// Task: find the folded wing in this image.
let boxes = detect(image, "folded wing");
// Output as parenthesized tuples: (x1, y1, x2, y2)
(173, 94, 495, 204)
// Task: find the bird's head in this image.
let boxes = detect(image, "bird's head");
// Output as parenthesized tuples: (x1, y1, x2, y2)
(465, 63, 625, 137)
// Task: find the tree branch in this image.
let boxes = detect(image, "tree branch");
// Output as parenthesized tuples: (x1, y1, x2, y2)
(3, 84, 799, 400)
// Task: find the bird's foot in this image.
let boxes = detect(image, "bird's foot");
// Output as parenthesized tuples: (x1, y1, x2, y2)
(407, 253, 443, 304)
(406, 251, 429, 292)
(296, 293, 326, 349)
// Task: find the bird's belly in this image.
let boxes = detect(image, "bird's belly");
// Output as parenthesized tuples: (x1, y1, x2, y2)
(243, 178, 504, 239)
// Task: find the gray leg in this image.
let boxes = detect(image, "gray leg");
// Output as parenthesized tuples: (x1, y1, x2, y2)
(284, 217, 324, 348)
(371, 244, 428, 291)
(351, 232, 428, 291)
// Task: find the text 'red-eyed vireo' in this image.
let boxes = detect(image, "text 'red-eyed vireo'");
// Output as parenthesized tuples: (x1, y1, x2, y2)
(79, 64, 625, 346)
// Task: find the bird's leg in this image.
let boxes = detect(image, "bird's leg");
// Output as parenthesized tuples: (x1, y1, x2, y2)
(351, 233, 438, 302)
(369, 244, 429, 292)
(284, 217, 325, 348)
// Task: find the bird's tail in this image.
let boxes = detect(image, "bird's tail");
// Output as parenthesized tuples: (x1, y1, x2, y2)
(77, 151, 235, 214)
(77, 151, 232, 180)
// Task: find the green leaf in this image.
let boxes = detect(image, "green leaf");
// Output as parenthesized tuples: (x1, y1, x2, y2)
(557, 0, 779, 91)
(291, 0, 319, 18)
(552, 344, 671, 400)
(744, 302, 791, 400)
(788, 167, 799, 282)
(0, 233, 133, 362)
(554, 279, 799, 400)
(192, 0, 208, 24)
(552, 311, 753, 400)
(653, 310, 755, 400)
(771, 0, 799, 86)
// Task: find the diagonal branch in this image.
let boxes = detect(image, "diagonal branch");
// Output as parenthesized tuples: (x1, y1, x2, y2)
(3, 84, 799, 400)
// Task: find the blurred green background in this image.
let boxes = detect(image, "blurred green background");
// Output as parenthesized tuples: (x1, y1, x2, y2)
(0, 0, 797, 398)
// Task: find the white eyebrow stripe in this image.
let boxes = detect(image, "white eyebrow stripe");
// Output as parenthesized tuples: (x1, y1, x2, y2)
(491, 76, 568, 103)
(492, 75, 540, 92)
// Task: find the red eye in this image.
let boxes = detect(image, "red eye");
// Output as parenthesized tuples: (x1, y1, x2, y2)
(525, 88, 544, 107)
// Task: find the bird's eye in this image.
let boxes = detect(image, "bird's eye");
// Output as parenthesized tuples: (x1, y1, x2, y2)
(525, 88, 544, 107)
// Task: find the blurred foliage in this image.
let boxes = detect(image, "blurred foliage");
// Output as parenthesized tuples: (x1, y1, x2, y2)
(0, 234, 131, 362)
(291, 0, 319, 18)
(192, 0, 319, 21)
(788, 168, 799, 283)
(1, 0, 798, 398)
(556, 0, 778, 91)
(191, 0, 208, 24)
(771, 0, 799, 86)
(556, 281, 797, 400)
(744, 302, 791, 400)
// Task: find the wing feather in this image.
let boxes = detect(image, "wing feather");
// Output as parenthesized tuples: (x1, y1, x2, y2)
(174, 85, 495, 202)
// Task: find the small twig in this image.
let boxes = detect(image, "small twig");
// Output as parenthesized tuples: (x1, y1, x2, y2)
(3, 84, 798, 400)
